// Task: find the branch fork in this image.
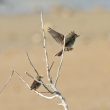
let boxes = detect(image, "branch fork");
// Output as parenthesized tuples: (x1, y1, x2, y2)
(0, 11, 68, 110)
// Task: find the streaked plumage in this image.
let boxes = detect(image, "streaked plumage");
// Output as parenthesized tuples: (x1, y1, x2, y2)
(48, 27, 79, 56)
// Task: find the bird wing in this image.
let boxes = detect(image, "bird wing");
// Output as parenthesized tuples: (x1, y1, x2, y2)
(48, 27, 64, 45)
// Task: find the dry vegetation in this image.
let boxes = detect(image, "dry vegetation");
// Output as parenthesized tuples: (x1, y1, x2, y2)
(0, 9, 110, 110)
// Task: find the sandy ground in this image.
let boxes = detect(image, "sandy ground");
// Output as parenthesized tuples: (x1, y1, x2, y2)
(0, 9, 110, 110)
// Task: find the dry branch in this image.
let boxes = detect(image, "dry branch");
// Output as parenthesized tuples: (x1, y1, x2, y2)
(40, 11, 68, 110)
(14, 71, 56, 98)
(15, 70, 68, 110)
(0, 70, 14, 95)
(54, 37, 66, 86)
(26, 52, 40, 76)
(41, 11, 52, 83)
(0, 11, 69, 110)
(26, 53, 54, 94)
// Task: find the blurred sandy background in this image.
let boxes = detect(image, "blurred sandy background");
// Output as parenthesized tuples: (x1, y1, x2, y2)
(0, 1, 110, 110)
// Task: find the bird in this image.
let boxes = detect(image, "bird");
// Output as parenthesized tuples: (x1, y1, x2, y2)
(30, 75, 43, 90)
(48, 27, 79, 56)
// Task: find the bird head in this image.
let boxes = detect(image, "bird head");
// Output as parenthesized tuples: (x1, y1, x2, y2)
(36, 75, 43, 81)
(70, 31, 79, 38)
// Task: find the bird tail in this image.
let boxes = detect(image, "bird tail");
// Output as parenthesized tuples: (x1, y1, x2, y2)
(55, 48, 73, 57)
(55, 50, 63, 56)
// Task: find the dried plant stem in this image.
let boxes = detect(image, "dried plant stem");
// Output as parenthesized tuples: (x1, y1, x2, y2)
(26, 52, 40, 76)
(50, 85, 68, 110)
(40, 11, 68, 110)
(49, 61, 54, 72)
(16, 70, 68, 110)
(0, 11, 69, 110)
(0, 70, 14, 95)
(15, 71, 30, 89)
(26, 53, 54, 94)
(57, 94, 68, 110)
(41, 11, 52, 83)
(54, 37, 66, 86)
(25, 72, 34, 80)
(14, 71, 57, 99)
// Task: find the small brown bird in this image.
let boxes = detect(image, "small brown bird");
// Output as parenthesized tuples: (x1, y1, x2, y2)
(48, 27, 79, 56)
(30, 76, 43, 90)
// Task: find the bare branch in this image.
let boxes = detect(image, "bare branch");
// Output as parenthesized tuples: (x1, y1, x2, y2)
(0, 11, 69, 110)
(0, 70, 14, 95)
(26, 52, 39, 76)
(41, 81, 55, 94)
(41, 11, 52, 83)
(14, 71, 57, 99)
(14, 71, 31, 89)
(26, 49, 54, 93)
(25, 72, 34, 80)
(0, 70, 68, 110)
(40, 12, 68, 109)
(24, 71, 54, 94)
(57, 94, 69, 110)
(34, 90, 58, 99)
(49, 61, 54, 72)
(54, 37, 66, 86)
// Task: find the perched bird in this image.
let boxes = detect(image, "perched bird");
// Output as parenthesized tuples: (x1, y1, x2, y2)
(48, 27, 79, 56)
(30, 76, 43, 90)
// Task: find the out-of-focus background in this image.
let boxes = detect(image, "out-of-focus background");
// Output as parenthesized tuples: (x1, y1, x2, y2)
(0, 0, 110, 110)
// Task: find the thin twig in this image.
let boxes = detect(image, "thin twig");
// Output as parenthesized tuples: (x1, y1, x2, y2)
(26, 51, 54, 93)
(54, 37, 66, 86)
(41, 11, 52, 83)
(34, 90, 58, 99)
(25, 72, 34, 80)
(0, 11, 69, 110)
(57, 94, 69, 110)
(0, 70, 14, 95)
(25, 71, 54, 94)
(15, 71, 31, 89)
(14, 71, 57, 99)
(48, 61, 54, 83)
(39, 80, 54, 94)
(26, 52, 39, 76)
(49, 61, 54, 72)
